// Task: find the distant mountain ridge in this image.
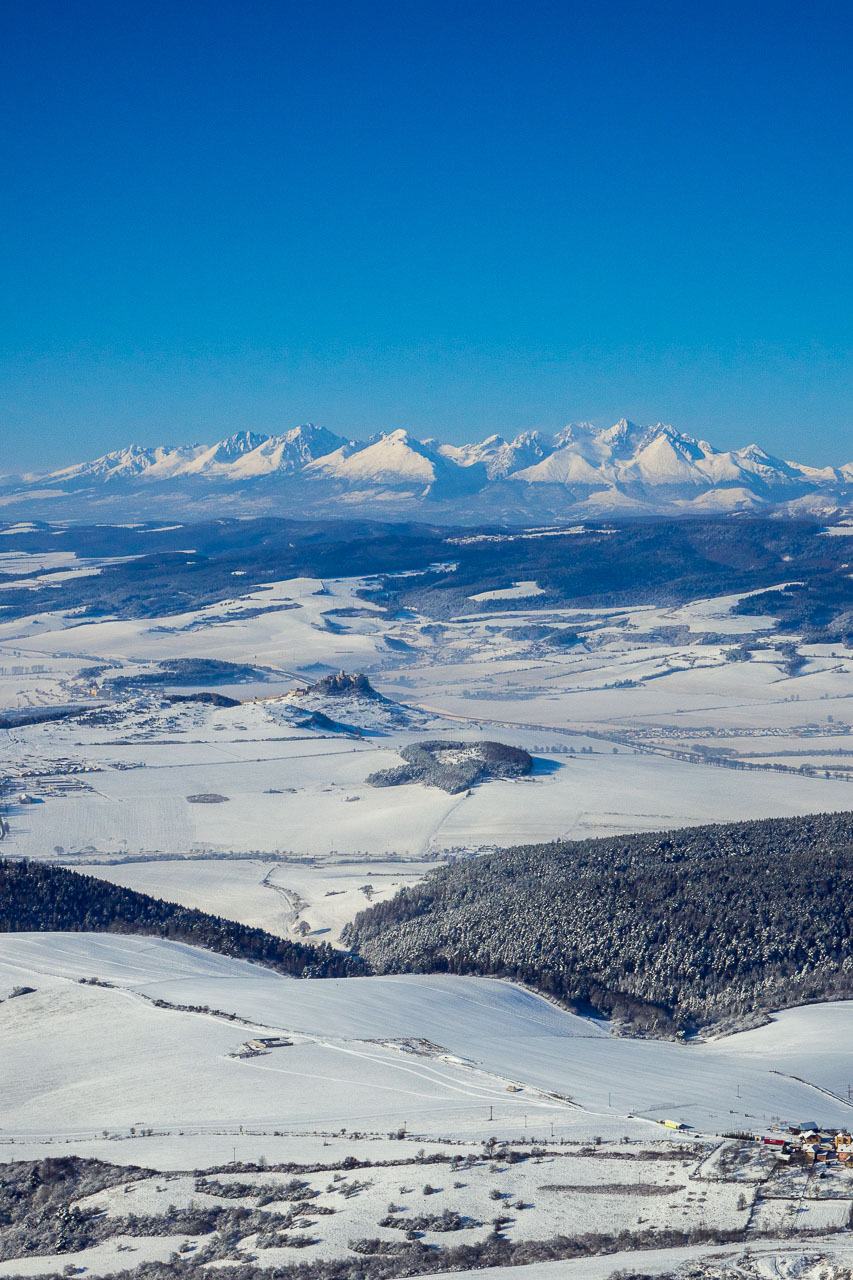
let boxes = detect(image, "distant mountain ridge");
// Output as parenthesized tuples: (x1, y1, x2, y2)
(4, 418, 853, 524)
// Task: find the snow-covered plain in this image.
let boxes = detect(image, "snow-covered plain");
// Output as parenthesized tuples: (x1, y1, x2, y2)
(5, 566, 853, 885)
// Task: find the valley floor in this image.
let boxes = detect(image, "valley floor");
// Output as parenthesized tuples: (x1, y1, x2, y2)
(5, 566, 853, 948)
(3, 545, 853, 1276)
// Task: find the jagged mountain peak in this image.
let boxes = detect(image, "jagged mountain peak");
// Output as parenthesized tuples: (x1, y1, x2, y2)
(553, 421, 598, 446)
(223, 430, 268, 451)
(285, 422, 324, 437)
(738, 442, 771, 461)
(205, 431, 269, 460)
(8, 417, 853, 523)
(598, 415, 639, 439)
(278, 423, 349, 457)
(377, 427, 426, 449)
(51, 443, 158, 482)
(439, 431, 551, 477)
(601, 419, 679, 451)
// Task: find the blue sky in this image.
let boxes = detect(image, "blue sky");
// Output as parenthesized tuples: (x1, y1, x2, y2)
(2, 0, 852, 471)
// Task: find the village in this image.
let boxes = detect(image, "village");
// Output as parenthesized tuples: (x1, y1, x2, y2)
(762, 1124, 853, 1168)
(648, 1118, 853, 1168)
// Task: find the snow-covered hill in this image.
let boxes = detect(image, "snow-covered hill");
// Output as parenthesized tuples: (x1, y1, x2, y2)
(4, 418, 853, 523)
(4, 932, 853, 1138)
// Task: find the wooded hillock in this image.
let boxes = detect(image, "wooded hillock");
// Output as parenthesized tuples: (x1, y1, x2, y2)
(166, 692, 242, 708)
(0, 859, 363, 978)
(106, 658, 271, 689)
(367, 740, 533, 794)
(344, 811, 853, 1032)
(0, 1157, 153, 1263)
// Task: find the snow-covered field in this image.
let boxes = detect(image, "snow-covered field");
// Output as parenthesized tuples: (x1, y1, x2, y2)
(427, 1240, 853, 1280)
(1, 934, 853, 1278)
(75, 858, 434, 941)
(469, 580, 545, 601)
(2, 933, 853, 1141)
(0, 1234, 205, 1278)
(4, 564, 853, 906)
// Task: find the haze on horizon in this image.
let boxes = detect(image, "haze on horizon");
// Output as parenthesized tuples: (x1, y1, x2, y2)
(2, 0, 852, 473)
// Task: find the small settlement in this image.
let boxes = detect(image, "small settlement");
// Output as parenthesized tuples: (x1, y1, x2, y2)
(763, 1123, 853, 1166)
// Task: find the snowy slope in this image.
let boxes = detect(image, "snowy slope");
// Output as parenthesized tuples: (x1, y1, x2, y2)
(2, 934, 853, 1138)
(306, 429, 435, 484)
(304, 429, 481, 495)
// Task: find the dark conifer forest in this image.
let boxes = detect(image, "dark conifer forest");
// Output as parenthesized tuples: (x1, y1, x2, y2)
(344, 811, 853, 1032)
(6, 808, 853, 1033)
(5, 517, 853, 643)
(0, 859, 362, 978)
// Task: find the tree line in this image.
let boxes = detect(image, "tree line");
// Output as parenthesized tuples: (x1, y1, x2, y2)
(0, 859, 363, 979)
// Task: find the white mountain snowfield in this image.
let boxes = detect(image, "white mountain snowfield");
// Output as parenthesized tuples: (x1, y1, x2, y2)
(5, 419, 853, 521)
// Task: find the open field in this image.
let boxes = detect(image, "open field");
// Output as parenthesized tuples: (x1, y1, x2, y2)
(3, 933, 853, 1141)
(1, 934, 853, 1278)
(76, 858, 435, 941)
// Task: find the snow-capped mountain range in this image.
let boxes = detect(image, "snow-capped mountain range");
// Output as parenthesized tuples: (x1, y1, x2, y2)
(4, 419, 853, 524)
